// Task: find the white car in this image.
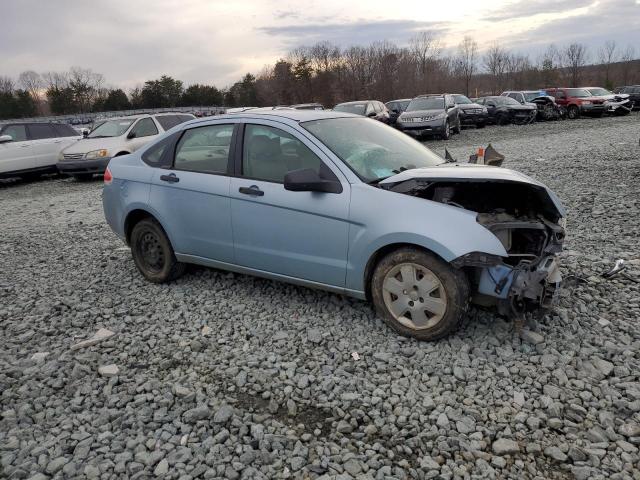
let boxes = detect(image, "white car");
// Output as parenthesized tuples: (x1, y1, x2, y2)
(57, 113, 195, 180)
(0, 122, 81, 179)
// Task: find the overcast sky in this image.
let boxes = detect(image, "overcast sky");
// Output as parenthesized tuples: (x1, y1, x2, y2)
(2, 0, 638, 89)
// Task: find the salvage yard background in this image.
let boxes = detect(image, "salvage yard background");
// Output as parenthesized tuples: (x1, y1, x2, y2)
(1, 114, 640, 479)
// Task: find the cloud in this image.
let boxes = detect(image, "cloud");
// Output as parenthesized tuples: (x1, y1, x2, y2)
(259, 19, 451, 48)
(484, 0, 594, 21)
(497, 0, 640, 52)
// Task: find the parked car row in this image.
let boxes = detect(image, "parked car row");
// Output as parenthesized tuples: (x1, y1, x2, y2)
(0, 113, 194, 180)
(332, 84, 636, 141)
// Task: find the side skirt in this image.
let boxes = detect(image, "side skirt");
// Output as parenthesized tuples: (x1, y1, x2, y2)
(175, 253, 367, 300)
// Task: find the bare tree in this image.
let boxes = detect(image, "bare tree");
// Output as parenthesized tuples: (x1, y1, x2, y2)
(484, 43, 509, 93)
(455, 36, 478, 96)
(563, 43, 588, 87)
(598, 40, 617, 87)
(18, 70, 43, 111)
(0, 76, 15, 94)
(409, 31, 441, 93)
(619, 44, 636, 85)
(68, 67, 104, 112)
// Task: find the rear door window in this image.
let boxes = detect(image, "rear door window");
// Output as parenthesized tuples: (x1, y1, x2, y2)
(1, 124, 28, 141)
(28, 124, 56, 140)
(131, 117, 159, 138)
(52, 124, 79, 137)
(174, 124, 234, 174)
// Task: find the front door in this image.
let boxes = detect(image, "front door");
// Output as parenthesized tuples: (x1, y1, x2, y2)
(230, 121, 350, 287)
(0, 125, 34, 174)
(149, 122, 237, 263)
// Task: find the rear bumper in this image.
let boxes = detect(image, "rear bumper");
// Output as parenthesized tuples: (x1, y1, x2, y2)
(57, 157, 111, 174)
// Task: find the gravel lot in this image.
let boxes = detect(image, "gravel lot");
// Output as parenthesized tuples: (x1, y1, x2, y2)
(1, 114, 639, 480)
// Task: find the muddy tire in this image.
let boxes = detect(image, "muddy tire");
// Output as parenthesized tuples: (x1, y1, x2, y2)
(567, 105, 580, 119)
(130, 218, 186, 283)
(371, 247, 469, 341)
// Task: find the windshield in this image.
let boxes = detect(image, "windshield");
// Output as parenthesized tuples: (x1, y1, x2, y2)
(334, 103, 366, 115)
(501, 97, 521, 106)
(302, 117, 443, 183)
(524, 92, 543, 101)
(407, 97, 444, 111)
(453, 95, 472, 104)
(565, 88, 592, 98)
(587, 88, 610, 96)
(87, 119, 134, 138)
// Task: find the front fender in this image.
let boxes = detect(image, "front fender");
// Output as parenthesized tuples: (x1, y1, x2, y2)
(345, 184, 507, 292)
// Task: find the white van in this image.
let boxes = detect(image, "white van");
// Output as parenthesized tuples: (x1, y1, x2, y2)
(57, 113, 195, 180)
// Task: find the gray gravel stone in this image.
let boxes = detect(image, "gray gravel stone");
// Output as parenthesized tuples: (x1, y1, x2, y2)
(2, 116, 639, 480)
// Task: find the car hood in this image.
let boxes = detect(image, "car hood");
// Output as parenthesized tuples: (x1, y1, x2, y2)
(400, 109, 444, 118)
(457, 103, 484, 110)
(379, 163, 566, 217)
(61, 136, 126, 155)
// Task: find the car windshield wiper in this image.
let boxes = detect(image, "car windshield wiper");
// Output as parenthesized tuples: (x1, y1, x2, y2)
(87, 135, 113, 139)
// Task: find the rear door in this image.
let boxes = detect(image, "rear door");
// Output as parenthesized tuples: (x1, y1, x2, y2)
(26, 124, 59, 168)
(149, 121, 237, 262)
(0, 124, 34, 174)
(127, 117, 160, 151)
(229, 120, 350, 287)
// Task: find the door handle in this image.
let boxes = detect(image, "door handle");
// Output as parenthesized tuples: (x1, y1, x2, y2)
(239, 185, 264, 196)
(160, 173, 180, 183)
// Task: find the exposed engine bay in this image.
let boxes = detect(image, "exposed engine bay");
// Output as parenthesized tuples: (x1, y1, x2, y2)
(382, 177, 566, 318)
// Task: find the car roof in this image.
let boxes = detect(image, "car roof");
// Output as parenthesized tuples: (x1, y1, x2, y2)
(96, 112, 195, 121)
(335, 100, 375, 105)
(184, 109, 357, 126)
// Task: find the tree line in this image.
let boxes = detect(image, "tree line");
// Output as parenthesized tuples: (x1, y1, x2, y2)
(1, 36, 638, 120)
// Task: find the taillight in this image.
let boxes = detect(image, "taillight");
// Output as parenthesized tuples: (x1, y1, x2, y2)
(104, 166, 113, 185)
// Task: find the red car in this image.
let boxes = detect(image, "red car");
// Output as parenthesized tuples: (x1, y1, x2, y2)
(545, 88, 606, 119)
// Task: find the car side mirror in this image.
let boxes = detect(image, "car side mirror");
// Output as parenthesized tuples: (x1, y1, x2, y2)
(392, 109, 399, 114)
(127, 131, 137, 139)
(82, 130, 89, 138)
(0, 135, 12, 143)
(367, 111, 376, 117)
(284, 168, 342, 194)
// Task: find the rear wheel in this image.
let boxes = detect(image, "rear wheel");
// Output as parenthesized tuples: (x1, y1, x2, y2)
(130, 218, 186, 283)
(567, 105, 580, 119)
(371, 248, 469, 341)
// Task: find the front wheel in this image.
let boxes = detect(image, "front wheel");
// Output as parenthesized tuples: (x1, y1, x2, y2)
(130, 218, 186, 283)
(371, 248, 469, 341)
(440, 121, 451, 140)
(567, 105, 580, 119)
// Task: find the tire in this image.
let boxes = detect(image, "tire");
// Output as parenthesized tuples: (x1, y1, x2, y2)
(130, 218, 186, 283)
(567, 105, 580, 119)
(73, 173, 93, 181)
(497, 113, 509, 125)
(371, 247, 469, 341)
(440, 121, 451, 140)
(452, 117, 461, 134)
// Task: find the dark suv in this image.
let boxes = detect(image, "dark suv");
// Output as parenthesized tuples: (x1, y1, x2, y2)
(385, 99, 411, 126)
(615, 86, 640, 110)
(333, 100, 390, 123)
(452, 94, 488, 128)
(396, 94, 461, 140)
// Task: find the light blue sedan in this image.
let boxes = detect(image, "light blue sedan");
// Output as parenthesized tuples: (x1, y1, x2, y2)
(103, 110, 565, 340)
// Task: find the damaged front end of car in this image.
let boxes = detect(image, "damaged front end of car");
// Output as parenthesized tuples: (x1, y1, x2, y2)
(380, 168, 566, 320)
